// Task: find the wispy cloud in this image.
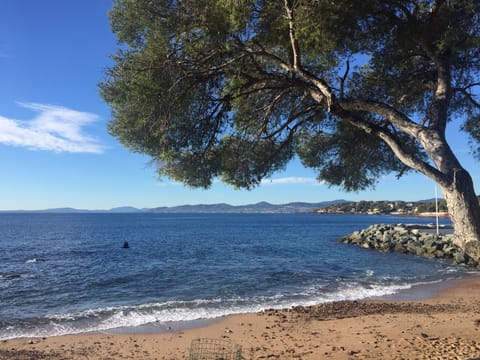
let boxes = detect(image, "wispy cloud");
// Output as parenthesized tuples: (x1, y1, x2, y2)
(0, 102, 105, 153)
(261, 177, 317, 185)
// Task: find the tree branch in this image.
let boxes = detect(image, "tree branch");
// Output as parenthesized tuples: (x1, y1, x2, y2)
(256, 88, 294, 138)
(453, 86, 480, 109)
(419, 37, 451, 132)
(431, 0, 446, 15)
(236, 39, 334, 111)
(263, 103, 317, 140)
(284, 0, 301, 69)
(337, 109, 446, 185)
(237, 38, 293, 73)
(338, 99, 421, 137)
(340, 60, 350, 99)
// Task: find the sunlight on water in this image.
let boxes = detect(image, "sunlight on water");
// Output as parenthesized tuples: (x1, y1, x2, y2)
(0, 213, 468, 339)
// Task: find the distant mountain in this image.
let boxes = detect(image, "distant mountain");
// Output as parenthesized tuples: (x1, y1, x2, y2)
(416, 198, 443, 203)
(109, 206, 143, 213)
(147, 200, 348, 213)
(149, 202, 235, 213)
(17, 207, 90, 213)
(1, 200, 349, 214)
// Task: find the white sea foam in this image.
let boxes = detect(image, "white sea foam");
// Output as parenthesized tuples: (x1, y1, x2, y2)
(365, 269, 375, 277)
(322, 282, 413, 302)
(0, 280, 425, 340)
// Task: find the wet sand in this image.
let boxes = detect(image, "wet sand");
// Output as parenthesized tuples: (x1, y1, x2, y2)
(1, 276, 480, 359)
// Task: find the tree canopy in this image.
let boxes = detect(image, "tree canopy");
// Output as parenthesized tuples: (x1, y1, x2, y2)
(101, 0, 479, 192)
(100, 0, 480, 252)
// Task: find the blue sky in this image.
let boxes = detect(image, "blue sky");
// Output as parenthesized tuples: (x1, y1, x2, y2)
(0, 1, 478, 211)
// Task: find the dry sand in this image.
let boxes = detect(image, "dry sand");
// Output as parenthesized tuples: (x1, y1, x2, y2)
(1, 276, 480, 359)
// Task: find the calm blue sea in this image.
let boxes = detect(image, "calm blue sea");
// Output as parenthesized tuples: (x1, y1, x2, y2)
(0, 213, 471, 339)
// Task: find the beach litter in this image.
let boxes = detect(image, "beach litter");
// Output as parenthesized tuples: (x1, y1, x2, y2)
(188, 338, 242, 360)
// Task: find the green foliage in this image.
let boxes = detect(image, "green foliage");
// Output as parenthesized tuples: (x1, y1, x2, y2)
(100, 0, 480, 190)
(463, 115, 480, 160)
(415, 200, 448, 213)
(216, 135, 294, 189)
(296, 121, 409, 191)
(321, 199, 451, 214)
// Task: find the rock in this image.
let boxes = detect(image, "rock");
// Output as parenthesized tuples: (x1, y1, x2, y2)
(465, 241, 480, 265)
(394, 242, 406, 253)
(415, 247, 425, 257)
(338, 224, 470, 268)
(454, 252, 466, 264)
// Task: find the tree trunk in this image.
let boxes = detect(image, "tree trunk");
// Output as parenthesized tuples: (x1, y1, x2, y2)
(440, 168, 480, 263)
(415, 129, 480, 263)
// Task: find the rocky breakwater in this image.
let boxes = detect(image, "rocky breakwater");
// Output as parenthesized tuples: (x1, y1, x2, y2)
(339, 224, 480, 268)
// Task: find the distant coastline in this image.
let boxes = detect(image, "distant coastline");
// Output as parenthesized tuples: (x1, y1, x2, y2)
(0, 198, 456, 216)
(0, 201, 344, 214)
(315, 199, 453, 218)
(315, 210, 450, 218)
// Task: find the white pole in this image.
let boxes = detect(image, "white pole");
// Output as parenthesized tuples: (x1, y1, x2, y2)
(435, 184, 439, 235)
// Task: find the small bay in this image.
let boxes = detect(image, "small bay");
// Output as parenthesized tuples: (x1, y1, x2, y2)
(0, 213, 469, 339)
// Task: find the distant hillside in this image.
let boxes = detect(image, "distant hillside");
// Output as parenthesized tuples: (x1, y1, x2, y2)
(147, 200, 349, 213)
(1, 200, 349, 214)
(7, 207, 90, 213)
(315, 199, 454, 216)
(109, 206, 143, 213)
(8, 197, 473, 215)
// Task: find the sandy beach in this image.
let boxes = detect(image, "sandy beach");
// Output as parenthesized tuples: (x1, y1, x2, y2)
(1, 276, 480, 360)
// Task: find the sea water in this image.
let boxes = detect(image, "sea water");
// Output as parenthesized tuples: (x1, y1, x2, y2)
(0, 213, 471, 339)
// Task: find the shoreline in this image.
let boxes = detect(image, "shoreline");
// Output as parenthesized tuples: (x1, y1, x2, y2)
(103, 273, 479, 336)
(85, 274, 471, 339)
(0, 273, 470, 341)
(313, 211, 451, 218)
(371, 273, 478, 301)
(2, 274, 480, 359)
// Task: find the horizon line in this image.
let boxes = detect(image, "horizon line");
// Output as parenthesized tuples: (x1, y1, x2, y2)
(0, 197, 446, 213)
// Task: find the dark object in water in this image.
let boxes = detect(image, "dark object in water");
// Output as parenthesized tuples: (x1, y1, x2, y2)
(122, 241, 129, 249)
(0, 273, 22, 280)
